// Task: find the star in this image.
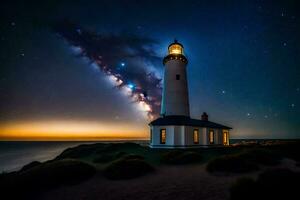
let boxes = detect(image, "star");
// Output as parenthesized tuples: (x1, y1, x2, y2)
(76, 28, 82, 34)
(221, 90, 226, 94)
(128, 83, 135, 89)
(247, 113, 251, 117)
(291, 103, 295, 108)
(264, 115, 268, 119)
(20, 53, 25, 57)
(11, 22, 15, 26)
(283, 42, 287, 46)
(121, 62, 125, 67)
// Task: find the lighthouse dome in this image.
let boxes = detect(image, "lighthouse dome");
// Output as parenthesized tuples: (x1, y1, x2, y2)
(163, 39, 187, 65)
(168, 39, 184, 55)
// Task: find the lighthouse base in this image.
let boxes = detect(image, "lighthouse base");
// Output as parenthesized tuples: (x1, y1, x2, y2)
(149, 116, 231, 149)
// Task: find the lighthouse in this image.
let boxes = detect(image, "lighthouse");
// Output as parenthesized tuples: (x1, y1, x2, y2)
(149, 40, 232, 148)
(161, 40, 190, 116)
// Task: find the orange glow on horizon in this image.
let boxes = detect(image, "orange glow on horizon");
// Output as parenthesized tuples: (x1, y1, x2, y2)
(0, 120, 149, 141)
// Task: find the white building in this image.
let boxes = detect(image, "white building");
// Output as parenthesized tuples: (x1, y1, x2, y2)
(149, 40, 231, 148)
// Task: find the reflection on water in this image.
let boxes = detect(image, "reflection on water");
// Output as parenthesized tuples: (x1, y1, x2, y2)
(0, 141, 97, 172)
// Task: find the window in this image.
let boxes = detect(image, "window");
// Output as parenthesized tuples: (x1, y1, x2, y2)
(176, 74, 180, 80)
(160, 129, 166, 144)
(223, 130, 228, 145)
(209, 130, 214, 144)
(193, 129, 199, 144)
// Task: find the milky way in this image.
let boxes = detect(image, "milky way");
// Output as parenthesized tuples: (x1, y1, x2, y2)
(53, 21, 162, 119)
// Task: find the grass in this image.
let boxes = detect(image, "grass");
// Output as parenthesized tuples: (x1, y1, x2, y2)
(0, 159, 96, 198)
(2, 141, 299, 199)
(57, 142, 147, 162)
(239, 148, 281, 165)
(230, 168, 300, 200)
(161, 150, 202, 164)
(93, 151, 127, 163)
(206, 148, 281, 173)
(20, 161, 42, 171)
(56, 143, 109, 159)
(206, 154, 259, 173)
(103, 154, 154, 180)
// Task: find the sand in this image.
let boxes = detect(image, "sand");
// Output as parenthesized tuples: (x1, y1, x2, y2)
(40, 163, 257, 200)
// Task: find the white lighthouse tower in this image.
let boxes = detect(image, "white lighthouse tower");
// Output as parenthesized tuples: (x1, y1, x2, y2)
(161, 40, 190, 117)
(149, 40, 232, 148)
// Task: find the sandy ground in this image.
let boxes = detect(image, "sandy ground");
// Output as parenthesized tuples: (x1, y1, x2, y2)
(40, 163, 257, 200)
(40, 159, 299, 200)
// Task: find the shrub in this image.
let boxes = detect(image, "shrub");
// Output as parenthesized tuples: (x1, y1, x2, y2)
(230, 168, 300, 200)
(93, 152, 130, 163)
(21, 159, 96, 185)
(20, 161, 42, 171)
(0, 159, 96, 198)
(98, 143, 142, 153)
(56, 142, 144, 160)
(104, 156, 154, 180)
(161, 150, 202, 164)
(93, 154, 116, 163)
(206, 154, 259, 173)
(115, 151, 127, 158)
(239, 148, 281, 166)
(257, 168, 299, 194)
(122, 154, 145, 160)
(56, 143, 107, 159)
(206, 148, 281, 173)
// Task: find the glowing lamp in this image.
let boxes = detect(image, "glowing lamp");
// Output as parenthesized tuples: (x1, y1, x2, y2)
(168, 39, 184, 55)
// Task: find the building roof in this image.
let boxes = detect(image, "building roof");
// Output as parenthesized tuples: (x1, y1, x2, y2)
(149, 115, 232, 129)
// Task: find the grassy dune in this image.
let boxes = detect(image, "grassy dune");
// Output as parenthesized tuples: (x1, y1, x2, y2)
(1, 141, 299, 199)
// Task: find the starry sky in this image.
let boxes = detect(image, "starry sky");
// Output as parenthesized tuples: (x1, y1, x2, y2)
(0, 0, 299, 140)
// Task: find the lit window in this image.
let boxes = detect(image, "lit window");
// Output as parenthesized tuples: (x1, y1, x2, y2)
(209, 130, 214, 144)
(193, 129, 199, 144)
(223, 130, 228, 145)
(169, 44, 183, 55)
(160, 129, 166, 144)
(176, 74, 180, 80)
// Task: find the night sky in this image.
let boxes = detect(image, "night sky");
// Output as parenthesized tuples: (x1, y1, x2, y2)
(0, 0, 299, 140)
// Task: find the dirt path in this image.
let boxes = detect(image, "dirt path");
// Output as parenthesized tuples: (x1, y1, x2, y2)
(41, 164, 257, 200)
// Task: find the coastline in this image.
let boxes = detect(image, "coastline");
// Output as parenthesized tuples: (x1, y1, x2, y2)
(1, 140, 299, 200)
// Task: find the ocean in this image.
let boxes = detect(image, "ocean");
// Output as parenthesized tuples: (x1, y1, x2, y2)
(0, 142, 92, 172)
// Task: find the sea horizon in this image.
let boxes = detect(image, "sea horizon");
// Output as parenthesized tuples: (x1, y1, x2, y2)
(1, 138, 299, 173)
